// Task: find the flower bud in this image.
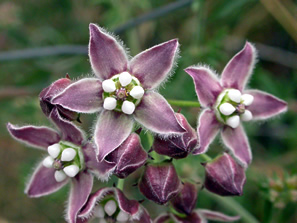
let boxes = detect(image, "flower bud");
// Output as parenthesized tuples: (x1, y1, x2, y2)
(139, 162, 181, 205)
(203, 153, 246, 196)
(170, 181, 199, 215)
(39, 77, 78, 121)
(153, 113, 198, 159)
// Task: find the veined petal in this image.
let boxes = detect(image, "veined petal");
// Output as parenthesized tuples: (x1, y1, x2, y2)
(193, 109, 221, 155)
(52, 78, 102, 114)
(130, 39, 179, 89)
(89, 23, 128, 80)
(197, 209, 240, 222)
(134, 92, 185, 135)
(67, 171, 93, 223)
(50, 108, 85, 146)
(95, 110, 133, 161)
(185, 66, 223, 107)
(172, 212, 203, 223)
(7, 123, 60, 150)
(244, 89, 287, 120)
(25, 162, 68, 197)
(40, 77, 72, 100)
(221, 42, 256, 91)
(221, 125, 252, 168)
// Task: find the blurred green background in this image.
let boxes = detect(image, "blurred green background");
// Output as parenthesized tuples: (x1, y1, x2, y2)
(0, 0, 296, 222)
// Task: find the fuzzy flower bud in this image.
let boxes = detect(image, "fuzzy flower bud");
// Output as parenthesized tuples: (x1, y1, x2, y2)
(139, 162, 181, 205)
(203, 153, 246, 196)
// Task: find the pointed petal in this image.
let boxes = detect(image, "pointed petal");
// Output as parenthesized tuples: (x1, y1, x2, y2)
(197, 209, 240, 222)
(185, 66, 223, 107)
(221, 125, 252, 167)
(193, 109, 221, 155)
(130, 39, 179, 89)
(67, 171, 93, 223)
(25, 162, 68, 197)
(40, 77, 72, 100)
(50, 108, 85, 146)
(244, 90, 287, 120)
(134, 92, 185, 135)
(89, 23, 128, 80)
(173, 212, 203, 223)
(221, 42, 256, 91)
(52, 78, 102, 113)
(155, 214, 171, 223)
(83, 142, 116, 181)
(7, 123, 60, 150)
(95, 110, 133, 161)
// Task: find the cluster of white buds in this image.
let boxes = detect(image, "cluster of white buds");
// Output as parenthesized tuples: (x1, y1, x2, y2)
(93, 200, 130, 223)
(42, 142, 83, 182)
(102, 72, 145, 115)
(215, 89, 254, 128)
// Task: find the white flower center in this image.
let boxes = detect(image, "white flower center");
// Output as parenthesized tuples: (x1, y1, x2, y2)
(102, 72, 144, 115)
(43, 142, 84, 182)
(215, 89, 254, 128)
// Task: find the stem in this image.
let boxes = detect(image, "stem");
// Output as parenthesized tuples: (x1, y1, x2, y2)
(116, 178, 125, 191)
(167, 99, 201, 107)
(205, 191, 259, 223)
(146, 133, 162, 162)
(199, 154, 212, 162)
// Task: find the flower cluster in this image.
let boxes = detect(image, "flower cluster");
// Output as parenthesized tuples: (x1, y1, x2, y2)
(7, 23, 287, 223)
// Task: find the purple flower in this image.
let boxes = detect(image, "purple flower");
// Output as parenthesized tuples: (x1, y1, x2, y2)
(77, 187, 152, 223)
(202, 153, 246, 196)
(39, 76, 79, 121)
(7, 108, 114, 223)
(51, 24, 185, 162)
(139, 162, 181, 205)
(153, 113, 198, 159)
(185, 42, 287, 167)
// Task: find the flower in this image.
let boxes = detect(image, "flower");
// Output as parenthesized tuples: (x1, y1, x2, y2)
(152, 113, 198, 159)
(77, 187, 152, 223)
(51, 24, 185, 162)
(7, 108, 115, 223)
(185, 42, 287, 167)
(139, 162, 181, 205)
(202, 153, 246, 196)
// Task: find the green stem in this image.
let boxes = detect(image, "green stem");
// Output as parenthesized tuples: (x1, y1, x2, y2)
(167, 99, 201, 107)
(116, 178, 125, 191)
(146, 133, 162, 162)
(199, 154, 212, 162)
(205, 191, 259, 223)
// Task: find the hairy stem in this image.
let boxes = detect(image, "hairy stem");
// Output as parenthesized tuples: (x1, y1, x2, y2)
(167, 99, 201, 107)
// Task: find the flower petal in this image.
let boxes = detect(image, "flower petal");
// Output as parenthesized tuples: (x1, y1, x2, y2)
(67, 171, 93, 223)
(49, 108, 85, 146)
(193, 109, 221, 155)
(130, 39, 179, 89)
(221, 125, 252, 167)
(25, 162, 68, 197)
(52, 78, 102, 113)
(185, 66, 223, 107)
(95, 110, 133, 161)
(173, 212, 203, 223)
(221, 42, 256, 91)
(244, 89, 287, 120)
(134, 92, 185, 135)
(7, 123, 60, 150)
(89, 23, 128, 80)
(197, 209, 240, 222)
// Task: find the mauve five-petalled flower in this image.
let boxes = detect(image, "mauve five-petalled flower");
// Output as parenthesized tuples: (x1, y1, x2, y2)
(51, 23, 185, 162)
(185, 42, 287, 167)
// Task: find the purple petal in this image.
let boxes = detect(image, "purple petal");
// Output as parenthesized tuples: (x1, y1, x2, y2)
(155, 214, 171, 223)
(221, 42, 256, 91)
(7, 123, 60, 150)
(185, 66, 223, 107)
(134, 207, 152, 223)
(52, 78, 102, 113)
(245, 89, 287, 120)
(173, 212, 202, 223)
(40, 77, 72, 100)
(89, 23, 128, 80)
(134, 92, 185, 135)
(193, 109, 221, 155)
(197, 209, 240, 222)
(67, 171, 93, 223)
(83, 142, 116, 181)
(130, 39, 179, 89)
(95, 110, 133, 161)
(221, 125, 252, 167)
(25, 162, 68, 197)
(106, 133, 147, 178)
(49, 108, 85, 146)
